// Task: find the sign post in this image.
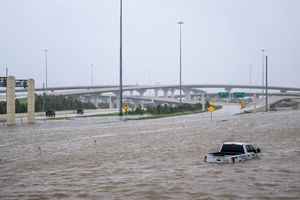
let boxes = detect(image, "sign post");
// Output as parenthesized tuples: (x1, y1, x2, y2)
(208, 105, 216, 121)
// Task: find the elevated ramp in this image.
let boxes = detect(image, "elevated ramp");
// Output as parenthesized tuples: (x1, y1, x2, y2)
(242, 96, 300, 113)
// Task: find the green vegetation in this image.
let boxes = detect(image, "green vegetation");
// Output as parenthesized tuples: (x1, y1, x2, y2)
(127, 102, 210, 116)
(0, 99, 27, 114)
(0, 95, 96, 114)
(124, 102, 222, 120)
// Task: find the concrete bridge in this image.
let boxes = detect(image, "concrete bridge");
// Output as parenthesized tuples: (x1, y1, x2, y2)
(2, 84, 300, 95)
(1, 83, 300, 111)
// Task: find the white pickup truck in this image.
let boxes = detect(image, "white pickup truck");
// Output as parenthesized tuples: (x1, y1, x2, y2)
(204, 142, 261, 164)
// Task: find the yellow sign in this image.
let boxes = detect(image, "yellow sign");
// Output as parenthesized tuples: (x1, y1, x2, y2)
(208, 106, 216, 112)
(123, 104, 129, 113)
(240, 101, 246, 109)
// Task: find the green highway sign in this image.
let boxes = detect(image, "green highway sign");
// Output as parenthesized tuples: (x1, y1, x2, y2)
(233, 92, 246, 98)
(218, 92, 229, 98)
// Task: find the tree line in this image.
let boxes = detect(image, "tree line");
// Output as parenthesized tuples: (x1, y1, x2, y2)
(127, 102, 211, 115)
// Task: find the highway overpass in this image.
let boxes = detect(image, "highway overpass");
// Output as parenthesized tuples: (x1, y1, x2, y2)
(1, 84, 300, 94)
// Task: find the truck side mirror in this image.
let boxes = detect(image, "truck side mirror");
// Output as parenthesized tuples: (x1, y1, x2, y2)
(256, 148, 261, 153)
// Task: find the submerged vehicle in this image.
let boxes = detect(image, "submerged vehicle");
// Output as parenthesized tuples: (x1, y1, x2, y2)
(204, 142, 261, 163)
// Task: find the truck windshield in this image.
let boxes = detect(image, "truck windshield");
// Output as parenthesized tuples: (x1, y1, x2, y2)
(221, 144, 244, 154)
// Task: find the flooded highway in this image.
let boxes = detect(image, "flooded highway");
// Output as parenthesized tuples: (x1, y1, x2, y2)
(0, 105, 300, 200)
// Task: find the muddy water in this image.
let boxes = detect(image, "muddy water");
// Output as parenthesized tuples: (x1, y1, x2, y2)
(0, 106, 300, 199)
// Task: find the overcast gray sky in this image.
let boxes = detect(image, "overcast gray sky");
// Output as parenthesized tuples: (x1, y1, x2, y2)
(0, 0, 299, 88)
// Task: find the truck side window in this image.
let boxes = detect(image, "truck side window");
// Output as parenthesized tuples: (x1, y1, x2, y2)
(246, 145, 255, 153)
(246, 145, 250, 152)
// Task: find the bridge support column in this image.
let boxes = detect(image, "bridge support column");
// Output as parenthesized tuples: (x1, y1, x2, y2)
(130, 90, 134, 96)
(138, 89, 146, 97)
(6, 76, 16, 126)
(109, 96, 114, 109)
(154, 89, 158, 97)
(96, 95, 100, 108)
(170, 89, 175, 98)
(27, 79, 35, 124)
(184, 88, 192, 101)
(89, 95, 98, 108)
(163, 89, 169, 98)
(225, 88, 232, 102)
(114, 92, 120, 109)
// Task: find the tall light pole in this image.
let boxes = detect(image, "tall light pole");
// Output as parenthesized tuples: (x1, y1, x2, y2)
(43, 49, 48, 112)
(265, 55, 269, 112)
(261, 49, 265, 94)
(91, 64, 94, 86)
(249, 64, 252, 85)
(44, 49, 48, 91)
(119, 0, 123, 116)
(178, 21, 184, 104)
(5, 64, 8, 77)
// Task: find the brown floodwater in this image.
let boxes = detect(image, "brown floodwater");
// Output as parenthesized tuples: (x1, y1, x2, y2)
(0, 105, 299, 200)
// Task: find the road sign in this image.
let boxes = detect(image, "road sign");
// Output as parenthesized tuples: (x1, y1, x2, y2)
(0, 77, 7, 87)
(208, 106, 216, 121)
(240, 101, 246, 109)
(218, 92, 229, 98)
(233, 92, 246, 98)
(208, 106, 216, 112)
(123, 103, 129, 114)
(16, 80, 28, 88)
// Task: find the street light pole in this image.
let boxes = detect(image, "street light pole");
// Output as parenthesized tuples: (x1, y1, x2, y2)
(119, 0, 123, 116)
(5, 64, 8, 77)
(43, 49, 48, 112)
(178, 21, 184, 104)
(265, 55, 268, 112)
(249, 64, 252, 85)
(91, 64, 94, 86)
(44, 49, 48, 91)
(261, 49, 265, 94)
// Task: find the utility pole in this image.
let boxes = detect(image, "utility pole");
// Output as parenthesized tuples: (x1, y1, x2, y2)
(265, 55, 268, 112)
(178, 21, 184, 104)
(119, 0, 123, 116)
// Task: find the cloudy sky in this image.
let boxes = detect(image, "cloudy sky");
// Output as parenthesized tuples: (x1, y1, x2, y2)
(0, 0, 299, 88)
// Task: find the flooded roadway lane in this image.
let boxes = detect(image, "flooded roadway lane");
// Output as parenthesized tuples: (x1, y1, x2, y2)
(0, 105, 300, 200)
